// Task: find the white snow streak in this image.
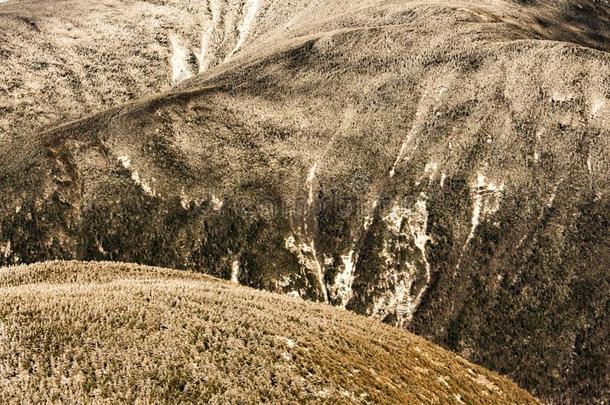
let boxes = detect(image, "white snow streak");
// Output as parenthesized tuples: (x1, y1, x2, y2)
(306, 240, 327, 303)
(546, 182, 561, 208)
(198, 0, 221, 72)
(231, 260, 240, 283)
(389, 131, 416, 178)
(331, 250, 357, 308)
(591, 98, 606, 119)
(131, 172, 155, 196)
(2, 240, 11, 259)
(296, 161, 327, 302)
(375, 196, 432, 324)
(227, 0, 261, 59)
(285, 235, 328, 303)
(289, 108, 354, 304)
(533, 129, 543, 162)
(180, 189, 191, 209)
(170, 34, 193, 84)
(464, 174, 504, 248)
(398, 198, 431, 323)
(118, 155, 155, 196)
(440, 172, 447, 188)
(305, 162, 318, 207)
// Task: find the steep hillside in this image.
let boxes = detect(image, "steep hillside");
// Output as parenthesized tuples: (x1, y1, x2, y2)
(0, 0, 608, 403)
(0, 261, 538, 404)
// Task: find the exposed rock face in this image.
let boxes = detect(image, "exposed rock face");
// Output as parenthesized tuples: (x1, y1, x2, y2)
(0, 0, 608, 403)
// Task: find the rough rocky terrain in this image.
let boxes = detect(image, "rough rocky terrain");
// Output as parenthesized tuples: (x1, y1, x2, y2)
(0, 0, 608, 403)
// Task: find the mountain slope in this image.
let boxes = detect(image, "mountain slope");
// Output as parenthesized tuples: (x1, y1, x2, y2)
(0, 0, 608, 403)
(0, 261, 538, 404)
(1, 0, 608, 139)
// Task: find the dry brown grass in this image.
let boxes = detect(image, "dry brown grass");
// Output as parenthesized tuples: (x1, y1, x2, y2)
(0, 260, 537, 404)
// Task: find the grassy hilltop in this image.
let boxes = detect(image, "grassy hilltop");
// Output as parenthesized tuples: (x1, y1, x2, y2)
(0, 261, 537, 404)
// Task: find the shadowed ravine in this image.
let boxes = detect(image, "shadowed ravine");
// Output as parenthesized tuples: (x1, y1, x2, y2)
(0, 0, 608, 403)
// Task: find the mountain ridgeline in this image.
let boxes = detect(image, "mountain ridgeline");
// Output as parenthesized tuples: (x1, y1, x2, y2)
(0, 0, 608, 403)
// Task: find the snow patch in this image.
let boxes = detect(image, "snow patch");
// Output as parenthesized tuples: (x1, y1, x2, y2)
(464, 174, 504, 248)
(389, 131, 416, 178)
(371, 281, 404, 318)
(591, 98, 606, 119)
(363, 215, 374, 231)
(230, 260, 240, 284)
(437, 376, 451, 389)
(330, 250, 357, 308)
(316, 388, 331, 399)
(169, 34, 193, 84)
(383, 204, 409, 235)
(410, 199, 431, 262)
(374, 196, 432, 324)
(118, 155, 131, 169)
(416, 161, 439, 185)
(546, 182, 562, 208)
(440, 172, 447, 188)
(211, 195, 224, 211)
(131, 171, 155, 196)
(284, 337, 296, 349)
(180, 189, 191, 209)
(2, 240, 11, 259)
(551, 92, 573, 103)
(474, 374, 501, 393)
(285, 235, 328, 303)
(278, 275, 292, 288)
(533, 129, 544, 162)
(286, 291, 302, 299)
(363, 200, 378, 231)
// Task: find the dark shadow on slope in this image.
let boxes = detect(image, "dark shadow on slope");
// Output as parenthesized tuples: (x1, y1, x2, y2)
(523, 0, 610, 52)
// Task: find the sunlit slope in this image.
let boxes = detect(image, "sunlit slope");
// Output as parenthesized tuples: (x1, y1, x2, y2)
(0, 261, 537, 404)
